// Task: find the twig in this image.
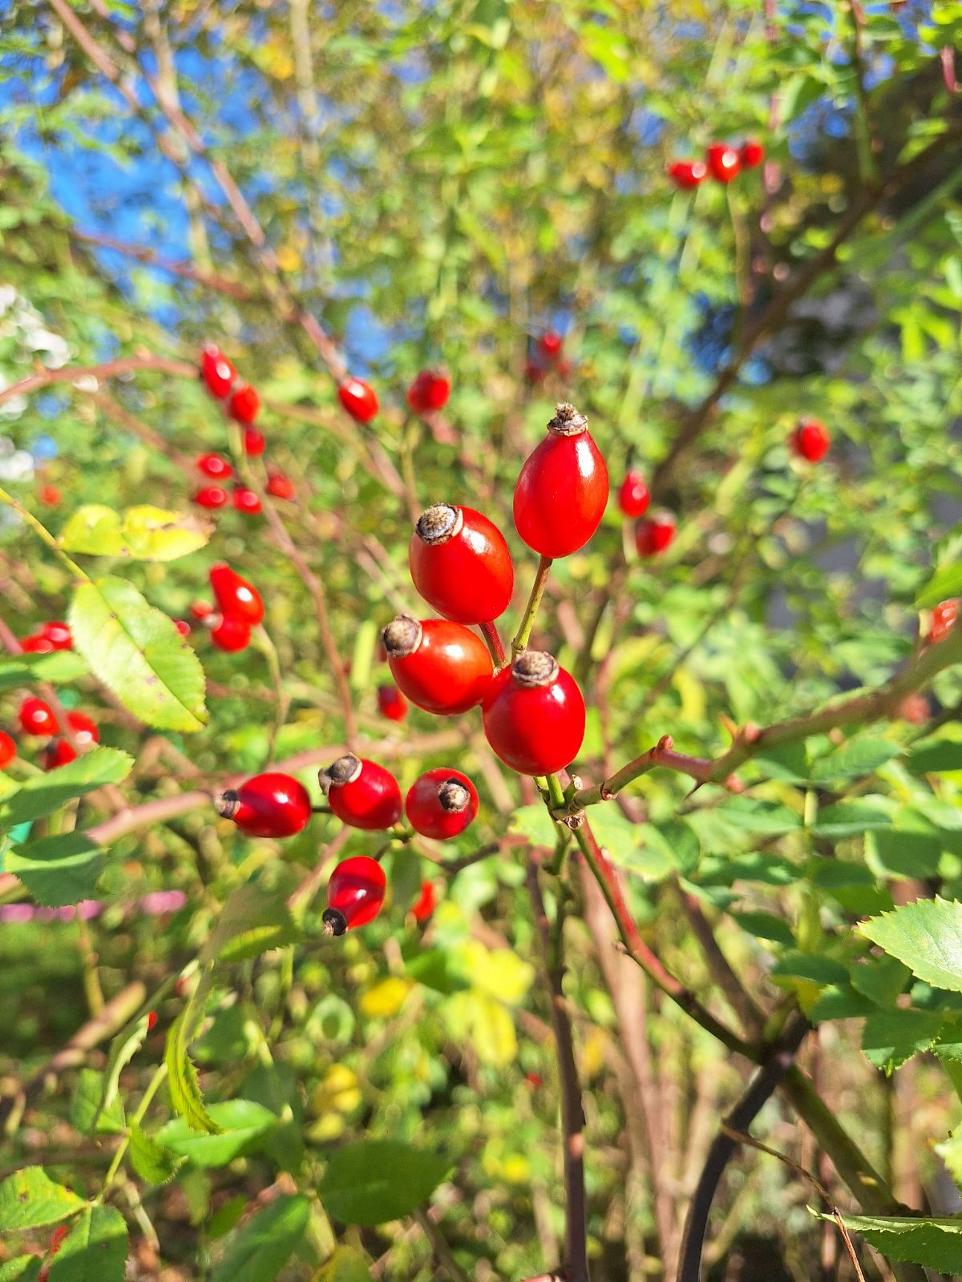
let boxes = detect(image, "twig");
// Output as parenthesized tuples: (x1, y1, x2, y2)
(513, 556, 553, 656)
(413, 1207, 472, 1282)
(526, 862, 590, 1282)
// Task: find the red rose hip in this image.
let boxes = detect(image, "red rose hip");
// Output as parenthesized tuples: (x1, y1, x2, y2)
(232, 486, 262, 515)
(483, 651, 586, 776)
(216, 771, 312, 837)
(513, 402, 608, 558)
(407, 369, 451, 414)
(410, 504, 514, 624)
(19, 697, 58, 736)
(706, 143, 741, 183)
(930, 599, 960, 645)
(537, 331, 563, 361)
(323, 855, 386, 935)
(338, 377, 378, 423)
(667, 159, 707, 190)
(210, 614, 252, 651)
(410, 879, 437, 923)
(383, 616, 493, 716)
(266, 471, 295, 500)
(0, 730, 16, 769)
(244, 426, 266, 457)
(406, 768, 478, 840)
(791, 419, 831, 463)
(635, 510, 677, 557)
(740, 139, 765, 168)
(618, 470, 650, 518)
(210, 563, 264, 626)
(193, 485, 229, 510)
(320, 754, 403, 830)
(196, 452, 232, 480)
(200, 345, 235, 398)
(228, 383, 260, 426)
(377, 684, 408, 722)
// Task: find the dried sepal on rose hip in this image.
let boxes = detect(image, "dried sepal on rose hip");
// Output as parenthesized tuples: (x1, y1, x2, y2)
(514, 402, 608, 558)
(319, 753, 403, 830)
(323, 855, 386, 936)
(409, 503, 514, 624)
(482, 649, 586, 776)
(382, 615, 493, 716)
(215, 771, 312, 838)
(406, 768, 478, 840)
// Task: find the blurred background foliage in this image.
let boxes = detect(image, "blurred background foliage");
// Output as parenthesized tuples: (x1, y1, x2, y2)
(1, 1, 962, 1280)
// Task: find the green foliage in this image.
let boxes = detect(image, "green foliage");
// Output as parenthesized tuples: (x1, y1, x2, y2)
(209, 1196, 310, 1282)
(46, 1206, 127, 1282)
(319, 1141, 451, 1226)
(0, 1168, 84, 1232)
(819, 1212, 962, 1274)
(860, 899, 962, 993)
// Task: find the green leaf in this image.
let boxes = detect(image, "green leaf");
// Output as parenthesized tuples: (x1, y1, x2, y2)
(98, 1014, 152, 1122)
(315, 1248, 373, 1282)
(60, 504, 212, 562)
(210, 1195, 310, 1282)
(204, 883, 300, 964)
(70, 1069, 125, 1136)
(862, 1009, 946, 1072)
(860, 898, 962, 993)
(906, 738, 962, 774)
(320, 1140, 450, 1225)
(715, 798, 800, 835)
(771, 952, 849, 985)
(47, 1205, 127, 1282)
(0, 1258, 41, 1282)
(916, 560, 962, 609)
(810, 735, 900, 782)
(850, 955, 911, 1007)
(164, 1009, 222, 1136)
(155, 1100, 277, 1167)
(129, 1125, 185, 1185)
(508, 803, 555, 847)
(6, 832, 104, 906)
(0, 1167, 85, 1232)
(0, 651, 88, 691)
(813, 797, 896, 838)
(731, 911, 794, 947)
(817, 1211, 962, 1273)
(68, 577, 206, 732)
(1, 749, 133, 828)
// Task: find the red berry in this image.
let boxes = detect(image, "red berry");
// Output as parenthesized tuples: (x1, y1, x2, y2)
(216, 771, 312, 837)
(196, 452, 233, 480)
(618, 470, 650, 519)
(320, 754, 403, 830)
(146, 1010, 158, 1032)
(338, 377, 379, 423)
(266, 471, 295, 500)
(411, 880, 437, 923)
(228, 382, 260, 426)
(190, 600, 214, 621)
(210, 614, 252, 652)
(20, 633, 54, 653)
(537, 331, 563, 361)
(410, 504, 514, 624)
(38, 484, 61, 507)
(323, 855, 386, 935)
(244, 426, 266, 457)
(407, 369, 451, 414)
(382, 616, 493, 716)
(43, 715, 98, 770)
(232, 486, 262, 515)
(483, 650, 586, 776)
(405, 768, 478, 840)
(524, 361, 546, 385)
(0, 730, 16, 769)
(791, 418, 831, 463)
(514, 403, 608, 558)
(930, 599, 959, 645)
(635, 510, 677, 557)
(706, 143, 741, 183)
(66, 710, 99, 745)
(200, 345, 236, 398)
(174, 619, 192, 637)
(898, 693, 930, 724)
(41, 621, 72, 651)
(524, 1072, 543, 1089)
(19, 696, 58, 736)
(740, 138, 765, 169)
(667, 159, 708, 190)
(377, 684, 408, 722)
(210, 563, 264, 626)
(193, 485, 229, 509)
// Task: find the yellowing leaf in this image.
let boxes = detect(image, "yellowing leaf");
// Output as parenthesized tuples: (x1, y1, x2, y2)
(445, 991, 517, 1066)
(359, 977, 413, 1019)
(60, 504, 212, 562)
(464, 941, 534, 1006)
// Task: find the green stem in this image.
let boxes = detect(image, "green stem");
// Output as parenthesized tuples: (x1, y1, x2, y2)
(512, 555, 552, 657)
(253, 623, 288, 764)
(99, 1061, 168, 1198)
(0, 485, 88, 580)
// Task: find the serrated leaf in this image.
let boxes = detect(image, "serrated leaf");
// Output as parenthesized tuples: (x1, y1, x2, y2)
(155, 1100, 277, 1167)
(320, 1140, 450, 1225)
(210, 1195, 310, 1282)
(812, 797, 895, 838)
(862, 1009, 946, 1072)
(816, 1211, 962, 1273)
(129, 1125, 185, 1185)
(47, 1205, 127, 1282)
(6, 831, 104, 906)
(810, 735, 900, 782)
(850, 955, 911, 1007)
(70, 1069, 125, 1135)
(99, 1013, 151, 1120)
(1, 749, 133, 828)
(165, 1009, 221, 1135)
(58, 505, 125, 556)
(60, 504, 211, 562)
(0, 1167, 85, 1231)
(69, 577, 206, 732)
(204, 883, 299, 964)
(860, 898, 962, 993)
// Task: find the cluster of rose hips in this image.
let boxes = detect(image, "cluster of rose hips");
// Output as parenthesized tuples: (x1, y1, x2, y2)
(525, 330, 571, 386)
(195, 345, 293, 512)
(2, 695, 100, 772)
(615, 464, 678, 559)
(668, 139, 764, 190)
(185, 563, 265, 653)
(18, 618, 72, 654)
